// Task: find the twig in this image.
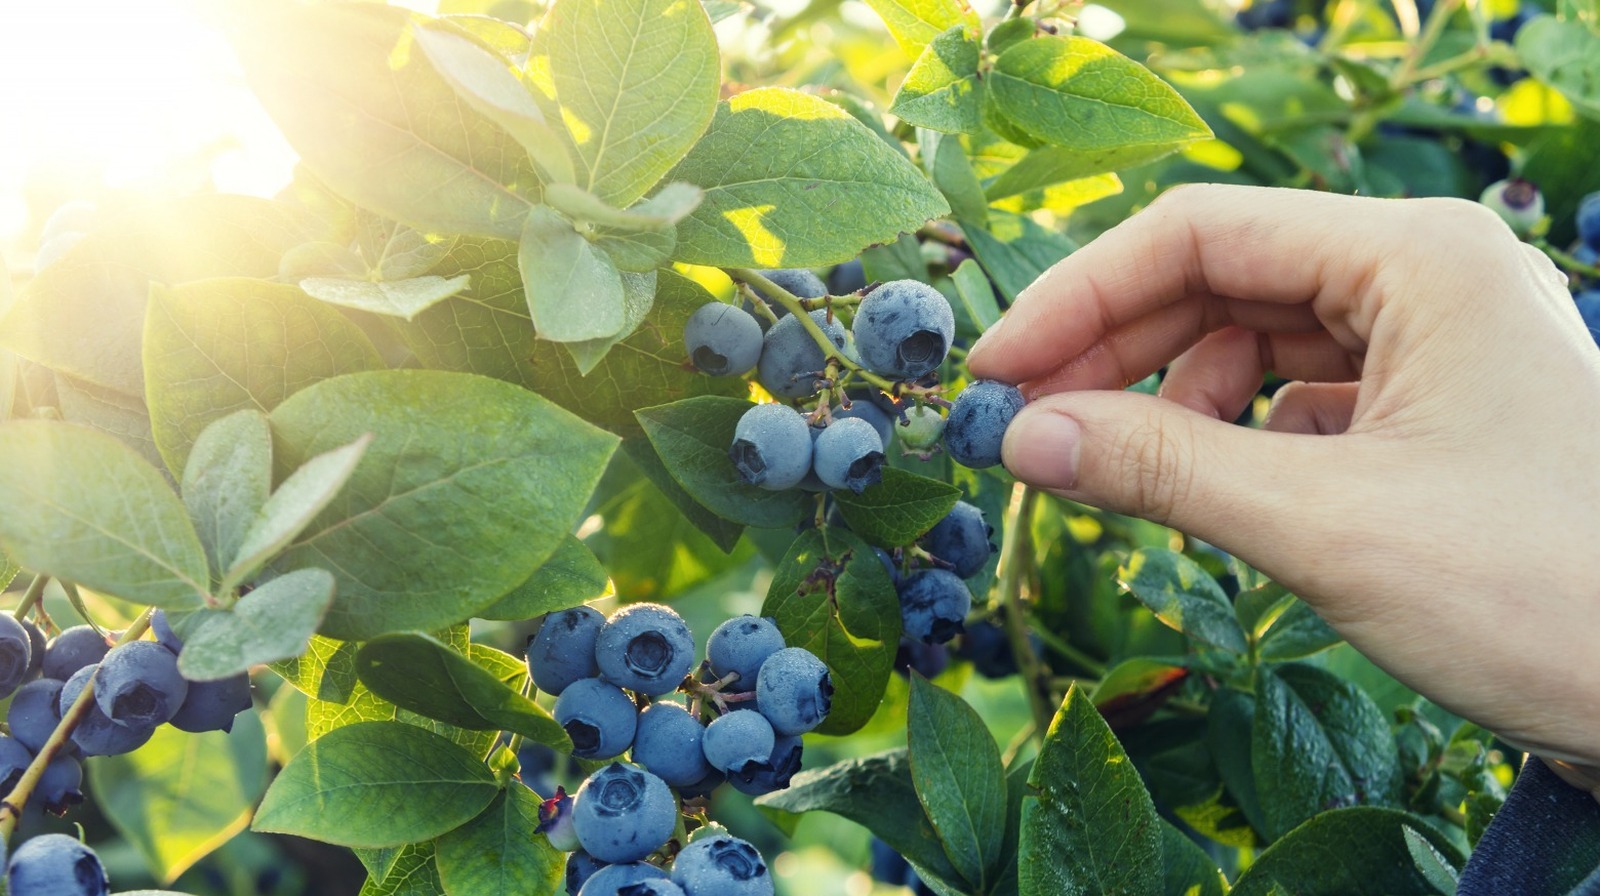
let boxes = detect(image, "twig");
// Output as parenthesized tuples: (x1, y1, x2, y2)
(11, 574, 48, 622)
(731, 268, 899, 393)
(998, 484, 1053, 739)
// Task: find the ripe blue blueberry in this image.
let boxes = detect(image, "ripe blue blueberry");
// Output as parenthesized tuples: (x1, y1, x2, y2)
(756, 310, 847, 399)
(828, 259, 867, 295)
(528, 606, 605, 696)
(538, 787, 581, 852)
(671, 834, 774, 896)
(834, 399, 893, 449)
(943, 380, 1025, 469)
(168, 673, 252, 734)
(20, 620, 45, 681)
(5, 834, 108, 896)
(727, 733, 803, 796)
(567, 851, 609, 896)
(702, 710, 776, 776)
(920, 501, 995, 579)
(595, 604, 696, 697)
(571, 763, 678, 864)
(0, 735, 32, 797)
(37, 756, 84, 814)
(684, 304, 764, 377)
(94, 641, 188, 728)
(576, 861, 670, 896)
(897, 569, 972, 644)
(615, 880, 686, 896)
(851, 280, 956, 379)
(0, 615, 33, 699)
(743, 268, 827, 328)
(1575, 290, 1600, 346)
(631, 701, 713, 787)
(1577, 190, 1600, 251)
(42, 626, 109, 682)
(706, 615, 785, 689)
(957, 620, 1024, 679)
(813, 417, 886, 494)
(150, 609, 183, 655)
(555, 678, 639, 760)
(729, 403, 813, 491)
(60, 665, 155, 757)
(1478, 178, 1544, 237)
(8, 678, 65, 754)
(894, 638, 950, 679)
(678, 766, 726, 800)
(755, 647, 832, 736)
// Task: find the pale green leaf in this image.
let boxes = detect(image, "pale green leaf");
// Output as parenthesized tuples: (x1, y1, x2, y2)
(891, 26, 983, 135)
(1517, 16, 1600, 119)
(223, 434, 371, 590)
(182, 410, 273, 578)
(299, 275, 471, 322)
(559, 269, 657, 374)
(177, 569, 337, 682)
(861, 0, 980, 58)
(985, 143, 1182, 201)
(519, 205, 627, 342)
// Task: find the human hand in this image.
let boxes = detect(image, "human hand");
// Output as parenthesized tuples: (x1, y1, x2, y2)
(966, 184, 1600, 783)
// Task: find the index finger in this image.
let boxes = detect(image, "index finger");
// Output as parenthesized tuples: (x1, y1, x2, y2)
(966, 184, 1432, 385)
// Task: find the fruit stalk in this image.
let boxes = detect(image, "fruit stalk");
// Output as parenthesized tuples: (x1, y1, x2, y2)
(0, 606, 155, 844)
(997, 484, 1053, 738)
(11, 573, 49, 622)
(1537, 240, 1600, 282)
(731, 268, 898, 392)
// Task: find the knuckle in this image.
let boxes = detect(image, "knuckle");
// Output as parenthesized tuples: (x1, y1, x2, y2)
(1112, 415, 1196, 524)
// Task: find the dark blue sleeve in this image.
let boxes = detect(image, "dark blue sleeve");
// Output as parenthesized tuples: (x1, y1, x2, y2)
(1457, 758, 1600, 896)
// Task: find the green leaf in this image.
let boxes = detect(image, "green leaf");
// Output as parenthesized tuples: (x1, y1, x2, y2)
(229, 3, 539, 239)
(543, 0, 720, 207)
(544, 182, 705, 230)
(0, 194, 322, 398)
(411, 20, 577, 184)
(907, 675, 1007, 891)
(621, 437, 745, 552)
(558, 269, 659, 375)
(756, 750, 968, 892)
(1020, 685, 1162, 896)
(1256, 598, 1342, 661)
(989, 37, 1211, 151)
(221, 433, 370, 590)
(519, 205, 628, 343)
(1230, 808, 1466, 896)
(1252, 663, 1404, 840)
(833, 468, 960, 547)
(435, 786, 565, 896)
(635, 396, 811, 529)
(51, 371, 163, 471)
(299, 275, 472, 321)
(958, 210, 1075, 302)
(861, 0, 980, 58)
(594, 228, 678, 273)
(181, 410, 273, 578)
(268, 370, 618, 640)
(1403, 825, 1459, 895)
(951, 259, 1002, 333)
(359, 843, 445, 896)
(761, 527, 900, 735)
(355, 633, 571, 749)
(1117, 548, 1248, 654)
(1516, 16, 1600, 120)
(920, 129, 989, 224)
(143, 277, 384, 477)
(891, 26, 983, 135)
(985, 143, 1184, 202)
(477, 534, 610, 620)
(1206, 686, 1268, 841)
(585, 475, 752, 599)
(1159, 819, 1228, 896)
(253, 721, 499, 848)
(177, 569, 337, 682)
(667, 87, 950, 268)
(88, 711, 269, 882)
(0, 420, 210, 609)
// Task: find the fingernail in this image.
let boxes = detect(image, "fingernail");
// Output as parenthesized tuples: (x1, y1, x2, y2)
(1003, 408, 1081, 490)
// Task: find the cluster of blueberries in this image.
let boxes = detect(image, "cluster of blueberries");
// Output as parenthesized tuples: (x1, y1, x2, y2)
(526, 602, 832, 895)
(1570, 191, 1600, 344)
(684, 268, 1025, 493)
(0, 610, 250, 893)
(884, 500, 995, 650)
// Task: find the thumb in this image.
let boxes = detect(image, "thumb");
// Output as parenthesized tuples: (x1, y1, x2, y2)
(1001, 390, 1351, 554)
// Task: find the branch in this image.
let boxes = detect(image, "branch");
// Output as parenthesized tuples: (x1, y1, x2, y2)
(730, 268, 898, 394)
(997, 484, 1053, 739)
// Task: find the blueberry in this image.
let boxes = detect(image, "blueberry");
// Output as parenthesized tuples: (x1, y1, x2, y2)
(896, 405, 945, 453)
(631, 701, 712, 787)
(755, 648, 832, 736)
(706, 616, 785, 689)
(834, 400, 893, 449)
(956, 620, 1021, 678)
(567, 851, 610, 896)
(1579, 191, 1600, 251)
(60, 665, 155, 757)
(571, 763, 678, 864)
(701, 710, 776, 776)
(167, 673, 252, 734)
(827, 259, 867, 296)
(150, 609, 183, 655)
(555, 678, 639, 760)
(93, 641, 188, 728)
(813, 417, 886, 494)
(42, 626, 109, 682)
(528, 606, 605, 697)
(743, 269, 827, 328)
(5, 833, 109, 896)
(869, 837, 909, 883)
(677, 766, 726, 800)
(727, 733, 802, 796)
(921, 501, 995, 579)
(897, 569, 972, 644)
(943, 380, 1025, 469)
(684, 304, 764, 377)
(37, 756, 84, 814)
(729, 403, 813, 490)
(20, 620, 45, 681)
(538, 787, 581, 852)
(595, 604, 696, 697)
(1478, 177, 1544, 237)
(576, 861, 670, 896)
(852, 280, 956, 379)
(9, 678, 65, 753)
(0, 735, 32, 797)
(893, 638, 950, 679)
(1575, 290, 1600, 346)
(670, 834, 774, 896)
(0, 615, 33, 699)
(615, 881, 686, 896)
(1235, 0, 1292, 29)
(756, 310, 846, 399)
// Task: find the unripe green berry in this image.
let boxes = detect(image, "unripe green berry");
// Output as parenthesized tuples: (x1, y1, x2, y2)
(897, 405, 945, 452)
(1479, 177, 1544, 237)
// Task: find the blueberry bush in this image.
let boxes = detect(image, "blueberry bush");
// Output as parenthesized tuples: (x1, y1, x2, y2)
(1, 0, 1598, 892)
